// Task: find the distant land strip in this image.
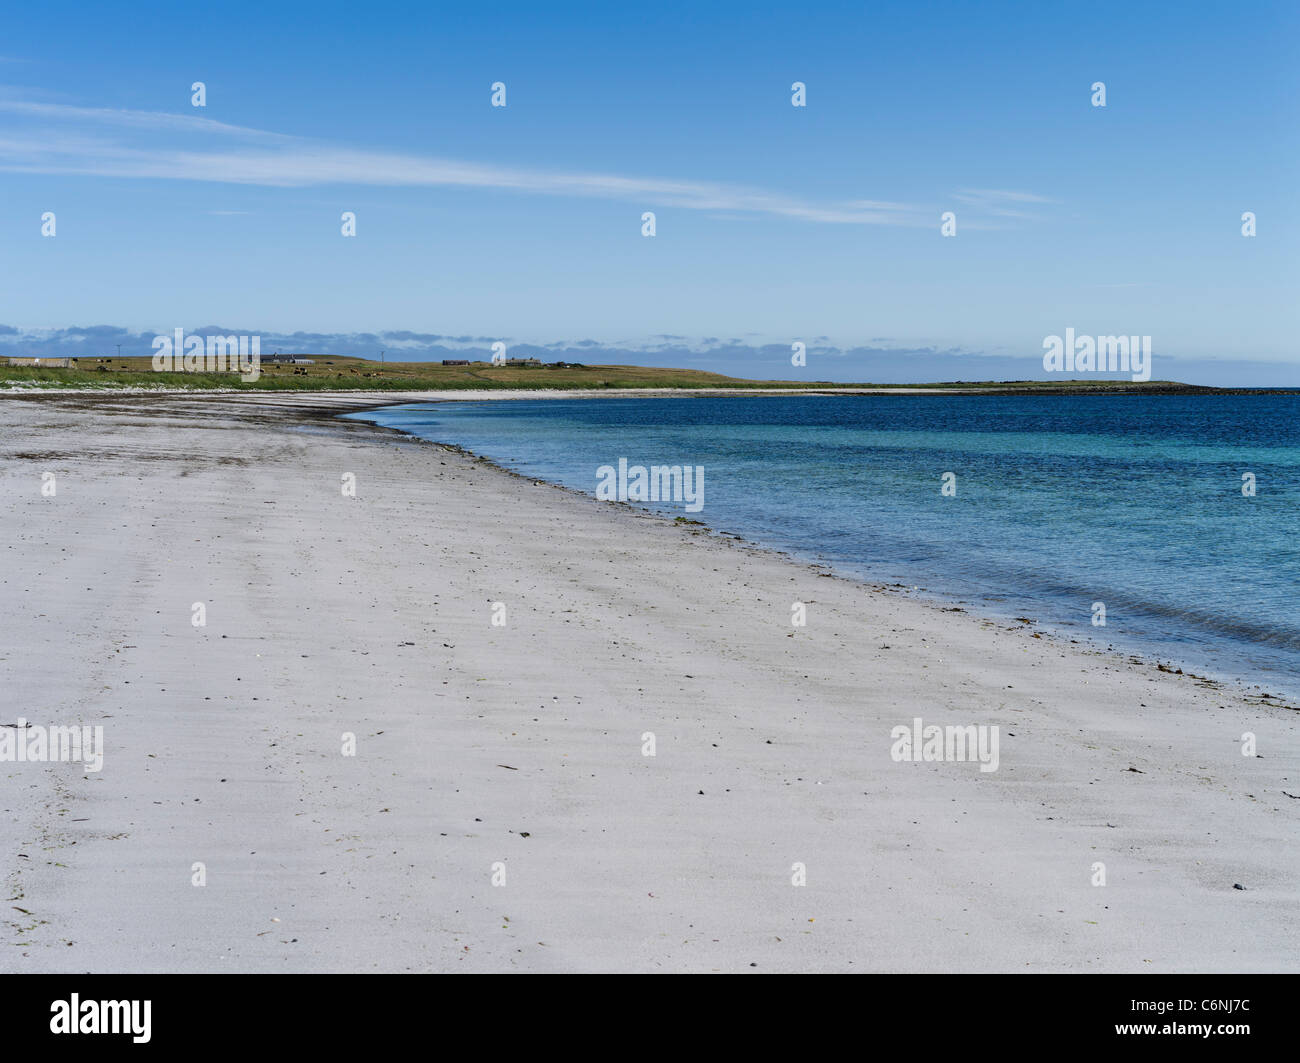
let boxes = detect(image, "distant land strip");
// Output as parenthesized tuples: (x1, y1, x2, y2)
(2, 355, 1298, 394)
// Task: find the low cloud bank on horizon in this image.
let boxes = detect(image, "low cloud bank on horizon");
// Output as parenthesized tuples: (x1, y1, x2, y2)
(1, 324, 1294, 387)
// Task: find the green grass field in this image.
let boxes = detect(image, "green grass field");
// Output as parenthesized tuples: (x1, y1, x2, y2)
(0, 354, 1231, 393)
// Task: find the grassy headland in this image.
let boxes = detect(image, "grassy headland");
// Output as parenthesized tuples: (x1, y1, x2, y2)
(0, 354, 1277, 393)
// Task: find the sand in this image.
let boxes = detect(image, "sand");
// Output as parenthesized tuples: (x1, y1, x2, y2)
(1, 390, 1297, 972)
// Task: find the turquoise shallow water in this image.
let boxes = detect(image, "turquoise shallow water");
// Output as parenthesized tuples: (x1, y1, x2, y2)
(347, 394, 1300, 695)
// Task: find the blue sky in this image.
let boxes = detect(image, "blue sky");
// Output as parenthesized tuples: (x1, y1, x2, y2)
(1, 0, 1296, 383)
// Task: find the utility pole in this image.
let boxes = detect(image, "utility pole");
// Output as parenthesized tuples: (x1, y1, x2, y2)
(116, 344, 121, 360)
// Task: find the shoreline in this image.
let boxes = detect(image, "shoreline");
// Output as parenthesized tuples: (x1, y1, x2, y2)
(343, 397, 1299, 708)
(3, 391, 1298, 972)
(13, 384, 1296, 702)
(7, 382, 1300, 398)
(12, 384, 1298, 705)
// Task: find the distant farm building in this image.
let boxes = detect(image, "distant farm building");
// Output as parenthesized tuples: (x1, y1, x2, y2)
(261, 355, 314, 365)
(7, 357, 74, 368)
(442, 359, 471, 366)
(504, 358, 541, 367)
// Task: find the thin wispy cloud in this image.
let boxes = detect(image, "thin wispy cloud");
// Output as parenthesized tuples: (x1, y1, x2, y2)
(0, 97, 1051, 227)
(0, 99, 291, 139)
(952, 188, 1057, 220)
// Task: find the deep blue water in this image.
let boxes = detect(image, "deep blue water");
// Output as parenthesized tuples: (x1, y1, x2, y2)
(346, 394, 1300, 695)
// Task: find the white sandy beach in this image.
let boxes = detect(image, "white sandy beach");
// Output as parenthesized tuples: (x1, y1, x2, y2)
(2, 391, 1297, 972)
